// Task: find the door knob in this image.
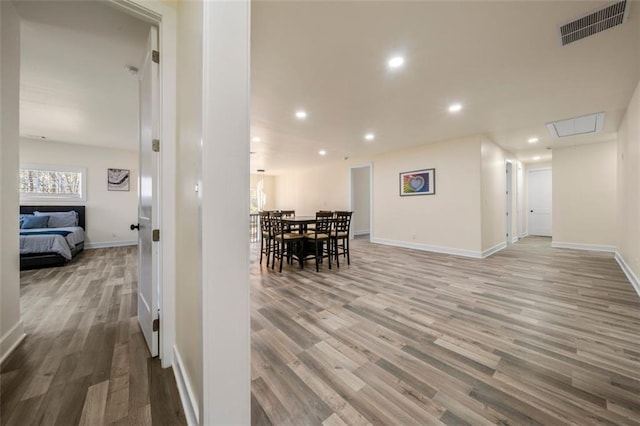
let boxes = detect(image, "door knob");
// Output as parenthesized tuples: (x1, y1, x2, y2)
(530, 210, 533, 213)
(130, 223, 140, 230)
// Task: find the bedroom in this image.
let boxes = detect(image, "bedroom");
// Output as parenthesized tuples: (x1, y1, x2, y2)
(17, 2, 143, 266)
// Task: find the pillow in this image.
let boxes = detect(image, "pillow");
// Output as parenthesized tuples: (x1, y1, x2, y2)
(34, 211, 78, 228)
(21, 215, 49, 229)
(19, 214, 31, 227)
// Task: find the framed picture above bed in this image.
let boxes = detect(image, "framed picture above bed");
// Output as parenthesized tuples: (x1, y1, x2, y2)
(108, 168, 130, 191)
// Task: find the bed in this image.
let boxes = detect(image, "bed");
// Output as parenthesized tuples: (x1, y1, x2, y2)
(19, 205, 86, 270)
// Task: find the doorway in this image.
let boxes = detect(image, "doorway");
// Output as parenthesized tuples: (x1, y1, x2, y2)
(506, 161, 513, 244)
(349, 164, 373, 240)
(7, 0, 176, 364)
(528, 168, 552, 237)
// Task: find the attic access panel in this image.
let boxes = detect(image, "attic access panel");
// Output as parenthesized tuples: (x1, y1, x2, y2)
(546, 112, 605, 138)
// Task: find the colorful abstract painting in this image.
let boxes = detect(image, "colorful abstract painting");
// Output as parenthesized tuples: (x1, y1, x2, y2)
(399, 169, 435, 196)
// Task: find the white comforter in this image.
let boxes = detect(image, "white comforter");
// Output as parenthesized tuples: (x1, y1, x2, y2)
(19, 227, 85, 260)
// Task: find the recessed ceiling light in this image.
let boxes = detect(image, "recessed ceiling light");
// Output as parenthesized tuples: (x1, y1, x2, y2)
(533, 156, 541, 160)
(295, 110, 307, 120)
(319, 150, 327, 156)
(448, 103, 463, 113)
(387, 56, 405, 69)
(364, 133, 375, 141)
(528, 137, 539, 144)
(252, 137, 261, 143)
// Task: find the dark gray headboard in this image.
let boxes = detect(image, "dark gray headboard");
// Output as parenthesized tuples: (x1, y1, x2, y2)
(20, 205, 86, 229)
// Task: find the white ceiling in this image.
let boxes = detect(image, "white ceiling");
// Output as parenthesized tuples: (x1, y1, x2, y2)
(17, 1, 149, 151)
(251, 1, 640, 173)
(15, 1, 640, 170)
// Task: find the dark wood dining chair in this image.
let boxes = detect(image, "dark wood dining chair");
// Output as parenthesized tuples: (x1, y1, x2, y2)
(280, 210, 297, 232)
(303, 211, 333, 272)
(259, 211, 274, 266)
(333, 211, 353, 266)
(271, 212, 304, 272)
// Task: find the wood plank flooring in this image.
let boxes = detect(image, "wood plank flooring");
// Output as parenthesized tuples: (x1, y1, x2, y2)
(251, 236, 640, 425)
(1, 247, 186, 426)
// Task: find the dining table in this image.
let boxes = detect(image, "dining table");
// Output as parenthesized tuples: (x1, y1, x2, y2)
(281, 216, 317, 233)
(279, 215, 333, 269)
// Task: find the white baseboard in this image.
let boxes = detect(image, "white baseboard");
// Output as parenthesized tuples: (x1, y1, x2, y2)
(371, 237, 483, 259)
(0, 321, 26, 365)
(520, 232, 529, 238)
(173, 345, 199, 425)
(353, 230, 370, 236)
(551, 242, 616, 253)
(481, 242, 507, 258)
(511, 236, 518, 244)
(85, 240, 137, 249)
(615, 252, 640, 299)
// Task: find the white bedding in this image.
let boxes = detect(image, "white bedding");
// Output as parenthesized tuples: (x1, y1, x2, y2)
(19, 227, 85, 260)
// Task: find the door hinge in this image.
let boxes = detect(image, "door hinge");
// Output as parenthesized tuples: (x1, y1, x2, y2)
(153, 317, 160, 332)
(152, 229, 160, 242)
(152, 50, 160, 64)
(152, 139, 160, 152)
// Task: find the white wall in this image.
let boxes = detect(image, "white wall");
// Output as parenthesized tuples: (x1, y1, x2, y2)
(552, 141, 617, 249)
(351, 166, 370, 235)
(481, 137, 508, 252)
(373, 136, 484, 255)
(0, 0, 26, 363)
(275, 163, 349, 215)
(276, 136, 486, 256)
(175, 0, 203, 420)
(201, 1, 250, 423)
(20, 138, 139, 247)
(617, 80, 640, 289)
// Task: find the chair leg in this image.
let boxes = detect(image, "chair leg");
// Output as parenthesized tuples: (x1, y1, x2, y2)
(259, 238, 264, 264)
(327, 240, 331, 269)
(266, 238, 271, 266)
(271, 240, 277, 269)
(346, 238, 350, 265)
(334, 238, 339, 268)
(315, 240, 320, 272)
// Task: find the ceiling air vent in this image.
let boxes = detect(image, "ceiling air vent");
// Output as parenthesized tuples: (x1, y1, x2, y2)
(560, 0, 629, 46)
(546, 112, 605, 138)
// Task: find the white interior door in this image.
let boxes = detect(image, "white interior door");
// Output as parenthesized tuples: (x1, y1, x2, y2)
(138, 26, 160, 357)
(528, 168, 552, 237)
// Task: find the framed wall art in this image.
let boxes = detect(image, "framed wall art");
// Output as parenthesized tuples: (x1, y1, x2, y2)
(399, 168, 435, 196)
(108, 168, 130, 191)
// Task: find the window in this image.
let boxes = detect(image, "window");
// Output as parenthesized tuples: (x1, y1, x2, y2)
(19, 164, 87, 202)
(249, 178, 266, 213)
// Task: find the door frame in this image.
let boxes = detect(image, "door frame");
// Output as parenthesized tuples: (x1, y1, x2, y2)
(109, 0, 177, 369)
(349, 163, 373, 240)
(516, 163, 524, 239)
(527, 166, 552, 237)
(505, 160, 513, 244)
